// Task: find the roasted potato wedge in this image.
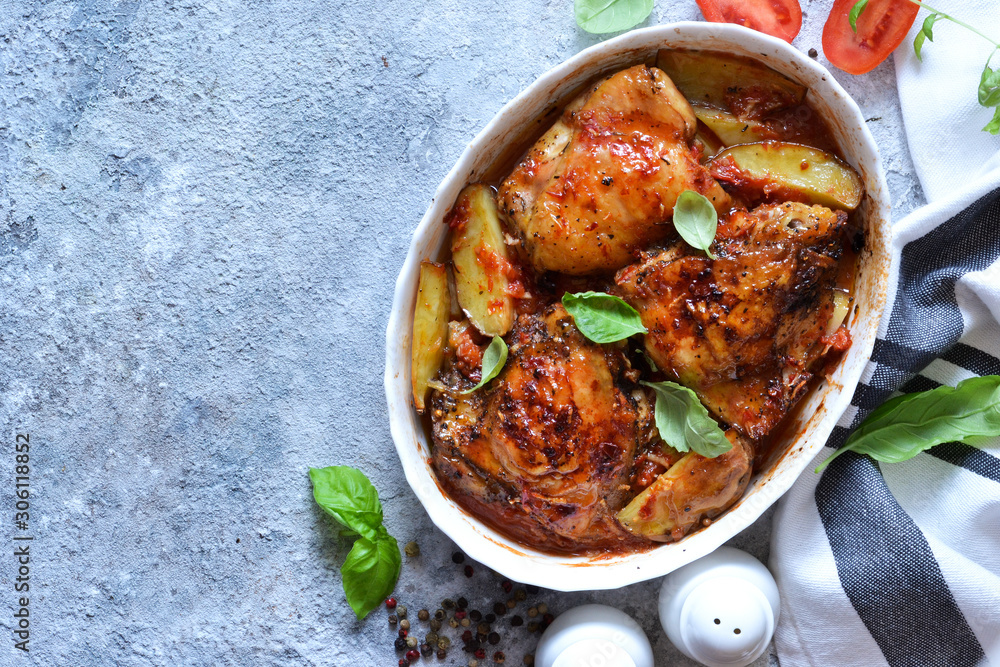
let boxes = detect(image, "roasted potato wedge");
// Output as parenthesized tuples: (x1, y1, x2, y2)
(448, 184, 515, 336)
(617, 431, 751, 541)
(656, 49, 805, 119)
(709, 142, 864, 211)
(693, 106, 771, 147)
(411, 262, 450, 412)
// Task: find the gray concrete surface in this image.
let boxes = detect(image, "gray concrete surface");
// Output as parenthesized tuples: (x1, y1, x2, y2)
(0, 0, 922, 664)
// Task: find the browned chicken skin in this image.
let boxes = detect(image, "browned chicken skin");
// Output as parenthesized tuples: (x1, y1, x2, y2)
(431, 304, 652, 553)
(616, 201, 848, 439)
(498, 65, 731, 276)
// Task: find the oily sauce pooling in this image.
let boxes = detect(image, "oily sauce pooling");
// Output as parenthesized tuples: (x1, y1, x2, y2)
(411, 50, 862, 555)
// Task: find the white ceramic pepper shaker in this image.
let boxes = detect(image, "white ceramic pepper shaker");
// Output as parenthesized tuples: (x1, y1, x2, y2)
(658, 546, 780, 667)
(534, 604, 654, 667)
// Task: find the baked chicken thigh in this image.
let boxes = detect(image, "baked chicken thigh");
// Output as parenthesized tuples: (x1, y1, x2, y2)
(498, 65, 731, 276)
(616, 201, 850, 439)
(431, 304, 652, 552)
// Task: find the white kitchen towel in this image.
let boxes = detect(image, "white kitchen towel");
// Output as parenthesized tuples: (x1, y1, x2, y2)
(770, 4, 1000, 663)
(894, 0, 1000, 203)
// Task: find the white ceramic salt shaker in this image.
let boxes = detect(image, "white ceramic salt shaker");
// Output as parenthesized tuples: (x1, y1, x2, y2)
(534, 604, 654, 667)
(659, 546, 780, 667)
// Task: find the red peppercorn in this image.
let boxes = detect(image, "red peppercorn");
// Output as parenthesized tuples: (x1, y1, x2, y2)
(398, 660, 409, 667)
(406, 649, 420, 662)
(475, 648, 487, 659)
(464, 565, 474, 578)
(386, 597, 398, 610)
(543, 613, 554, 625)
(398, 628, 408, 638)
(462, 630, 473, 642)
(455, 610, 467, 620)
(501, 580, 513, 594)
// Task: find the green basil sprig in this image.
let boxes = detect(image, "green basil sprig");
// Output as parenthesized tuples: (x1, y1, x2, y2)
(574, 0, 653, 34)
(673, 190, 719, 259)
(309, 466, 401, 619)
(643, 380, 732, 458)
(462, 336, 508, 394)
(562, 292, 647, 344)
(816, 375, 1000, 473)
(850, 0, 1000, 134)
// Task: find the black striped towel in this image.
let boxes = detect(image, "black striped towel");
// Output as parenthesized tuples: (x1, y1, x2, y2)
(770, 165, 1000, 666)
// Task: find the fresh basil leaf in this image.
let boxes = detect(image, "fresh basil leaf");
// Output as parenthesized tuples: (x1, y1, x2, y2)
(309, 466, 384, 541)
(562, 292, 647, 344)
(985, 106, 1000, 135)
(340, 528, 401, 620)
(574, 0, 653, 34)
(849, 0, 869, 33)
(461, 336, 508, 394)
(979, 64, 1000, 107)
(914, 13, 939, 61)
(816, 375, 1000, 473)
(673, 190, 718, 260)
(642, 380, 732, 459)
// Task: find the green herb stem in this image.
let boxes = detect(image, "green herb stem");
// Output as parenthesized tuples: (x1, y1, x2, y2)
(904, 0, 1000, 48)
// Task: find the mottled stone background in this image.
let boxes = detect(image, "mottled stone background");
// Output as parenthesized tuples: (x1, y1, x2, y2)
(0, 0, 922, 664)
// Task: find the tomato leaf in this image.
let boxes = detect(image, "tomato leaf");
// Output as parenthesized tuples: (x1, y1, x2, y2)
(914, 13, 939, 62)
(461, 336, 508, 393)
(574, 0, 653, 34)
(341, 528, 402, 620)
(985, 106, 1000, 135)
(562, 292, 647, 343)
(673, 190, 719, 260)
(979, 63, 1000, 107)
(848, 0, 869, 33)
(309, 466, 384, 541)
(642, 380, 733, 459)
(816, 375, 1000, 473)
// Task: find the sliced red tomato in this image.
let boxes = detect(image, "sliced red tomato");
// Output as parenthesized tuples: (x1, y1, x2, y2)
(823, 0, 920, 75)
(696, 0, 803, 44)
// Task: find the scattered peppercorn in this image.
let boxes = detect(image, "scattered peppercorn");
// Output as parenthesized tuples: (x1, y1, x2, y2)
(542, 613, 554, 625)
(462, 630, 473, 643)
(501, 580, 513, 594)
(477, 622, 490, 635)
(420, 643, 433, 657)
(511, 615, 523, 627)
(526, 585, 539, 595)
(808, 47, 818, 58)
(426, 632, 439, 646)
(452, 551, 466, 564)
(406, 649, 421, 662)
(488, 632, 500, 646)
(437, 636, 451, 650)
(469, 660, 478, 667)
(455, 610, 467, 620)
(485, 613, 496, 623)
(493, 651, 505, 664)
(469, 609, 482, 622)
(437, 649, 447, 660)
(418, 609, 430, 622)
(400, 619, 411, 631)
(399, 660, 409, 667)
(430, 619, 442, 632)
(386, 597, 398, 610)
(449, 617, 460, 629)
(475, 648, 487, 659)
(467, 639, 481, 652)
(407, 636, 419, 649)
(397, 605, 408, 619)
(389, 614, 398, 627)
(536, 603, 547, 614)
(404, 541, 420, 557)
(527, 607, 538, 618)
(505, 599, 516, 610)
(493, 602, 506, 616)
(464, 565, 474, 578)
(514, 589, 527, 602)
(399, 629, 408, 638)
(526, 622, 539, 633)
(523, 655, 535, 666)
(395, 637, 408, 651)
(461, 618, 471, 628)
(443, 599, 456, 610)
(457, 597, 469, 609)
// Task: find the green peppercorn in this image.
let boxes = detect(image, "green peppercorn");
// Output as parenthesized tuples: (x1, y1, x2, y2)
(523, 655, 535, 666)
(527, 622, 539, 633)
(442, 598, 456, 610)
(397, 605, 408, 619)
(426, 632, 438, 645)
(430, 618, 442, 632)
(506, 599, 516, 610)
(404, 541, 420, 557)
(437, 636, 451, 650)
(514, 589, 527, 602)
(449, 617, 459, 628)
(527, 607, 538, 618)
(536, 603, 547, 614)
(477, 622, 490, 635)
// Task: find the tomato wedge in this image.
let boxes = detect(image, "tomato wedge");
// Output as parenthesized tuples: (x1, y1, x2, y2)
(823, 0, 920, 75)
(696, 0, 802, 44)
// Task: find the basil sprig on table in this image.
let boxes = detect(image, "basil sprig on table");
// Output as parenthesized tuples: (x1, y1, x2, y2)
(562, 291, 647, 343)
(816, 375, 1000, 473)
(673, 190, 719, 259)
(851, 0, 1000, 134)
(309, 466, 401, 619)
(574, 0, 653, 34)
(643, 380, 732, 458)
(461, 336, 508, 394)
